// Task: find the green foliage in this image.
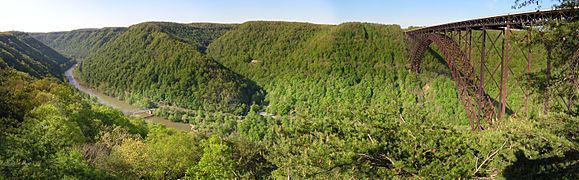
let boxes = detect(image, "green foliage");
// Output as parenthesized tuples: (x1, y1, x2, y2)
(534, 113, 578, 145)
(0, 32, 74, 79)
(23, 104, 85, 148)
(424, 77, 468, 125)
(204, 21, 577, 178)
(1, 15, 577, 179)
(208, 22, 410, 120)
(522, 20, 578, 114)
(0, 68, 42, 123)
(30, 27, 126, 61)
(185, 135, 236, 179)
(49, 150, 107, 179)
(0, 68, 132, 178)
(101, 125, 202, 179)
(237, 109, 277, 141)
(513, 0, 578, 9)
(77, 22, 260, 115)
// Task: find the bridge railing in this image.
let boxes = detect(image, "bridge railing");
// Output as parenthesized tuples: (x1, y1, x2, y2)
(407, 8, 575, 34)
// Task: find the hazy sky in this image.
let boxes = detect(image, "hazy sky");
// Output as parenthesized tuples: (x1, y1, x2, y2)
(0, 0, 556, 32)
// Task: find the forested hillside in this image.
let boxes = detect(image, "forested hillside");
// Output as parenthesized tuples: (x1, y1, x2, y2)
(77, 22, 260, 114)
(0, 64, 238, 179)
(67, 21, 576, 178)
(208, 21, 573, 124)
(208, 21, 467, 122)
(204, 21, 577, 178)
(0, 18, 576, 179)
(30, 27, 126, 60)
(0, 34, 267, 179)
(0, 32, 74, 79)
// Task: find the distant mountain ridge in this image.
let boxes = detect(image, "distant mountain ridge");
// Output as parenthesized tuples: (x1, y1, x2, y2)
(207, 21, 410, 116)
(76, 22, 259, 114)
(30, 27, 127, 61)
(0, 32, 74, 79)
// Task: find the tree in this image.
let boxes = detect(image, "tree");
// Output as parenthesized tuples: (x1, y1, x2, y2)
(24, 104, 85, 148)
(185, 136, 236, 179)
(513, 0, 578, 9)
(515, 0, 578, 114)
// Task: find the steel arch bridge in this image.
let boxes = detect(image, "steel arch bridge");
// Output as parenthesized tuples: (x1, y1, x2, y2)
(406, 8, 576, 130)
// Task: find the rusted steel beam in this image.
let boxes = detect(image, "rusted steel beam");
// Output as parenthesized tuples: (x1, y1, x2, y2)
(506, 30, 534, 99)
(455, 30, 478, 127)
(411, 32, 497, 129)
(467, 29, 475, 131)
(408, 34, 432, 73)
(488, 31, 505, 90)
(404, 8, 575, 130)
(500, 24, 510, 123)
(525, 30, 532, 116)
(499, 31, 505, 121)
(478, 28, 486, 130)
(406, 8, 573, 35)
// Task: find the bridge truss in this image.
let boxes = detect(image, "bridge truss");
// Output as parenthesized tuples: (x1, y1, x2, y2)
(406, 8, 576, 130)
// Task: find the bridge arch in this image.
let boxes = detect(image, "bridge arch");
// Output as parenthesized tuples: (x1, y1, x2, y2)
(405, 8, 573, 130)
(408, 33, 497, 130)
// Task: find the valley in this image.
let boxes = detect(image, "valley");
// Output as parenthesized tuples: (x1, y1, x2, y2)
(65, 64, 192, 131)
(0, 1, 576, 178)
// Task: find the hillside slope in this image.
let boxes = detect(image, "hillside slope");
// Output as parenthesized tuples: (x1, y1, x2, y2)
(77, 22, 258, 114)
(30, 27, 126, 60)
(207, 21, 559, 122)
(207, 22, 426, 119)
(0, 32, 74, 79)
(205, 21, 577, 178)
(0, 20, 576, 179)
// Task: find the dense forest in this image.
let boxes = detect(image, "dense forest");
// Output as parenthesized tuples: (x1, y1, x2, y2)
(73, 23, 261, 116)
(0, 32, 74, 79)
(0, 7, 577, 178)
(30, 28, 127, 61)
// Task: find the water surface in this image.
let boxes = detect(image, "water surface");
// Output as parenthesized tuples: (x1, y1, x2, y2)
(65, 65, 191, 131)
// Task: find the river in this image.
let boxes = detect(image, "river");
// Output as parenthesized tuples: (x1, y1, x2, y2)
(65, 65, 191, 131)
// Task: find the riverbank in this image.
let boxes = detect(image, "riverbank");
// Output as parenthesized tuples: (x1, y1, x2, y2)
(65, 65, 191, 131)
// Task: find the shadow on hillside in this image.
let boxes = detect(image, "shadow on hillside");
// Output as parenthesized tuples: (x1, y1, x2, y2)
(503, 150, 579, 179)
(424, 47, 452, 77)
(212, 59, 267, 116)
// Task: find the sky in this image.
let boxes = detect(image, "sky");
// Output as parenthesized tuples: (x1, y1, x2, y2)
(0, 0, 558, 32)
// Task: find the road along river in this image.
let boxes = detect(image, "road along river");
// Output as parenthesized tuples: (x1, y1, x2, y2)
(65, 65, 191, 131)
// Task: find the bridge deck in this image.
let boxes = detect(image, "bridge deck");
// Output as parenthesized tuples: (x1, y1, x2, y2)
(407, 8, 575, 34)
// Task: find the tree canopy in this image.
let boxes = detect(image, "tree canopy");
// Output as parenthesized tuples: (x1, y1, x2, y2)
(1, 9, 577, 178)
